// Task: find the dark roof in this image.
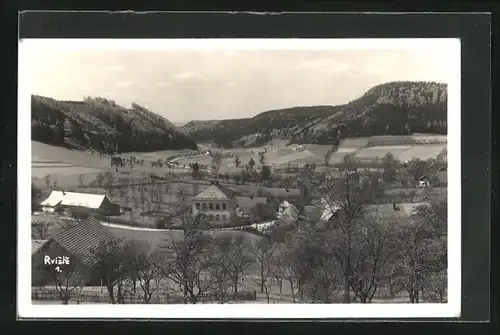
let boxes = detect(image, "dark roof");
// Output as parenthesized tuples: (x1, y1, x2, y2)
(217, 183, 236, 198)
(51, 217, 119, 267)
(194, 183, 235, 200)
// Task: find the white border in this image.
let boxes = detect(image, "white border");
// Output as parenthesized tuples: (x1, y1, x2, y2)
(18, 38, 461, 319)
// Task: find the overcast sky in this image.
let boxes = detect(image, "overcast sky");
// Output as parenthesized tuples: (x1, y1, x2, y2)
(29, 48, 451, 124)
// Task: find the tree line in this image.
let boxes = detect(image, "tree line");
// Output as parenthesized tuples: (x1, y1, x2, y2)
(31, 95, 198, 154)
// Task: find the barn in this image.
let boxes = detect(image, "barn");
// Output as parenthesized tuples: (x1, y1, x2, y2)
(40, 191, 120, 217)
(32, 217, 120, 287)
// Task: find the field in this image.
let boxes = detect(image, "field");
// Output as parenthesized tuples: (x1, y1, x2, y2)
(366, 135, 447, 147)
(353, 144, 447, 162)
(355, 145, 413, 160)
(31, 141, 192, 188)
(397, 144, 447, 162)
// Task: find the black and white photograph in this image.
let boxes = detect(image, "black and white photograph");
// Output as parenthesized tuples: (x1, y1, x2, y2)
(18, 38, 461, 319)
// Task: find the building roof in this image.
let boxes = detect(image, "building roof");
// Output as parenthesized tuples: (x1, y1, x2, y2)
(32, 240, 47, 254)
(193, 184, 235, 200)
(40, 191, 108, 209)
(50, 217, 119, 267)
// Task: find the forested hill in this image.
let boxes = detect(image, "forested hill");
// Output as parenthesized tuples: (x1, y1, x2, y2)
(31, 96, 198, 153)
(181, 81, 448, 148)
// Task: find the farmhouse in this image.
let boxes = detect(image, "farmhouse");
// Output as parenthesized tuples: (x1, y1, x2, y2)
(192, 182, 237, 224)
(40, 191, 120, 217)
(32, 217, 119, 286)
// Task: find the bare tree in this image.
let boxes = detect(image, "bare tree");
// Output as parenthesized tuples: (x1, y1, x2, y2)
(223, 235, 254, 296)
(281, 250, 299, 302)
(305, 155, 381, 303)
(161, 210, 214, 304)
(43, 174, 52, 189)
(251, 237, 277, 296)
(211, 151, 223, 178)
(41, 258, 87, 305)
(123, 240, 164, 303)
(347, 212, 395, 303)
(392, 199, 447, 303)
(88, 237, 126, 304)
(78, 174, 85, 187)
(95, 173, 105, 188)
(209, 237, 234, 303)
(270, 254, 285, 301)
(424, 270, 447, 303)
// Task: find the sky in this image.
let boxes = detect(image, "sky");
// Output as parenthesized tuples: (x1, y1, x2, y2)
(28, 47, 452, 124)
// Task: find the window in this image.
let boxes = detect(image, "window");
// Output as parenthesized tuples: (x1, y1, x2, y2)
(202, 203, 207, 210)
(215, 215, 220, 221)
(209, 214, 214, 221)
(215, 203, 220, 210)
(222, 203, 227, 210)
(209, 203, 214, 210)
(195, 203, 200, 210)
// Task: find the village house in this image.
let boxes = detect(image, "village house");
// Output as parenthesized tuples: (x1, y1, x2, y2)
(32, 217, 119, 287)
(39, 191, 121, 218)
(192, 182, 237, 225)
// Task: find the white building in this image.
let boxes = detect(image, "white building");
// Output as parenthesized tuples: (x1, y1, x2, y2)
(40, 191, 120, 216)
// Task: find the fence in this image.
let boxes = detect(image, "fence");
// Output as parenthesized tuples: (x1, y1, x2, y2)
(32, 288, 257, 304)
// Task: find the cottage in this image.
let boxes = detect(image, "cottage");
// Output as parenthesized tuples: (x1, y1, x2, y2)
(40, 191, 120, 217)
(192, 182, 236, 225)
(32, 217, 119, 286)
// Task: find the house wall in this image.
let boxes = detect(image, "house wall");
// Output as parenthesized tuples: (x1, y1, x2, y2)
(32, 240, 102, 287)
(192, 198, 236, 224)
(32, 240, 83, 286)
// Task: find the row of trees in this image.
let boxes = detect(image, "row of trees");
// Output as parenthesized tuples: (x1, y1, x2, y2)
(41, 155, 447, 305)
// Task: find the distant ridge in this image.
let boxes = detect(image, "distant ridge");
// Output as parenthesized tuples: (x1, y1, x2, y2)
(31, 96, 198, 153)
(181, 81, 447, 148)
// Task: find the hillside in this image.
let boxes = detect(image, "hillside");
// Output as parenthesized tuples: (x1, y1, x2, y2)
(181, 81, 447, 148)
(31, 96, 198, 153)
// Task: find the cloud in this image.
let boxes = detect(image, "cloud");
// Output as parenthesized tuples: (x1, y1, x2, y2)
(291, 58, 351, 73)
(116, 81, 135, 88)
(155, 82, 172, 87)
(103, 65, 125, 72)
(171, 71, 202, 81)
(222, 50, 239, 57)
